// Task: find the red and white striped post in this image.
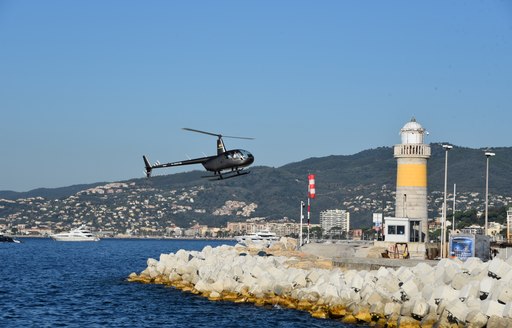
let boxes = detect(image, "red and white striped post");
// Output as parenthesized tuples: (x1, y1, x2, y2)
(307, 174, 315, 243)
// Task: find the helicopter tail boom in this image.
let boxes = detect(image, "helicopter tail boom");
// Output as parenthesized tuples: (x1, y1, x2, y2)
(143, 154, 214, 178)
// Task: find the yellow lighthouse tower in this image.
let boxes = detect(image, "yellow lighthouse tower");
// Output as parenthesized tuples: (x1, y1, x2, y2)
(394, 117, 431, 241)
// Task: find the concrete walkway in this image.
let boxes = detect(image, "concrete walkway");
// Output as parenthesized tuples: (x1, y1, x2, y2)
(300, 241, 438, 270)
(331, 257, 438, 270)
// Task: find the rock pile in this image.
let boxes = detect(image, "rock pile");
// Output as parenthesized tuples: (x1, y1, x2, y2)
(128, 239, 512, 327)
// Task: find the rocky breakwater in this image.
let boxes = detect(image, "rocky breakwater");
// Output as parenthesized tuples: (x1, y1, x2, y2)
(128, 239, 512, 327)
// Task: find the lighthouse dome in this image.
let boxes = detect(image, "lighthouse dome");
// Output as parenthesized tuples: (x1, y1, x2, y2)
(400, 117, 426, 144)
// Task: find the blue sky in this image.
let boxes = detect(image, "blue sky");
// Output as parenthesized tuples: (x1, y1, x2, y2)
(1, 1, 511, 192)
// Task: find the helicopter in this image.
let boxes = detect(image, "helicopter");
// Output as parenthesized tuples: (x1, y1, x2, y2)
(143, 128, 255, 179)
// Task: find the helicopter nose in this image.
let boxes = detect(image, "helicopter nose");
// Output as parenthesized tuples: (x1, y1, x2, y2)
(246, 153, 254, 164)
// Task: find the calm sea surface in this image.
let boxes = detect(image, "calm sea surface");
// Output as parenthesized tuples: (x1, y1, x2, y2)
(0, 238, 359, 327)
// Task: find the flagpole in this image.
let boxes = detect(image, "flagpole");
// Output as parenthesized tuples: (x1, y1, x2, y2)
(307, 174, 315, 244)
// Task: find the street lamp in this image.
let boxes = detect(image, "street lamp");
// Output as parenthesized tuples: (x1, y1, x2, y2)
(299, 201, 305, 247)
(441, 144, 453, 258)
(452, 183, 456, 235)
(485, 151, 495, 237)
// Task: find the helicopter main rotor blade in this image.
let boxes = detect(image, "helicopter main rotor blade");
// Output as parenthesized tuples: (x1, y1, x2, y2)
(182, 128, 254, 140)
(182, 128, 220, 138)
(222, 135, 255, 140)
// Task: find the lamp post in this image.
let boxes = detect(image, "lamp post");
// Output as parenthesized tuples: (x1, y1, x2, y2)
(299, 201, 305, 247)
(452, 183, 456, 235)
(485, 151, 495, 237)
(442, 144, 453, 258)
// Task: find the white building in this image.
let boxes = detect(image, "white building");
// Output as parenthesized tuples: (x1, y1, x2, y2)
(461, 225, 484, 235)
(320, 209, 350, 237)
(384, 217, 423, 243)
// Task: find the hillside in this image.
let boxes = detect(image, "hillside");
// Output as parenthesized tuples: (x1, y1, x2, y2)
(1, 144, 511, 232)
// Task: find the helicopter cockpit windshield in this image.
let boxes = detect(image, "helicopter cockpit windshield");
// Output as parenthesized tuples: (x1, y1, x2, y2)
(238, 150, 253, 160)
(226, 150, 253, 162)
(226, 150, 250, 160)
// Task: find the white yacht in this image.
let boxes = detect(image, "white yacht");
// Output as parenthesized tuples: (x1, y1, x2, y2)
(236, 232, 262, 244)
(236, 230, 279, 246)
(50, 225, 100, 242)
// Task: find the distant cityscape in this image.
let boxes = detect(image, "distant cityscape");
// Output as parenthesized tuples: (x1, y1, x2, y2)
(1, 181, 511, 239)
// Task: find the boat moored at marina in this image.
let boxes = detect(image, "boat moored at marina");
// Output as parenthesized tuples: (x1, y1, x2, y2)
(0, 233, 20, 243)
(50, 225, 100, 242)
(235, 230, 279, 246)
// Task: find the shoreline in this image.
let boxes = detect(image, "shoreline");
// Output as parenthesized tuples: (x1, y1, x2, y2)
(13, 235, 237, 241)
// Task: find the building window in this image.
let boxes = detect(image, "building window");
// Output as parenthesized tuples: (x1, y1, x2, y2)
(387, 225, 405, 235)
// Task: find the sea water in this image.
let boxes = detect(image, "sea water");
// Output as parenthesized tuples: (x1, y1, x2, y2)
(0, 238, 359, 327)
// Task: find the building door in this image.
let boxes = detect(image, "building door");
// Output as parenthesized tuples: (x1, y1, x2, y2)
(409, 220, 421, 242)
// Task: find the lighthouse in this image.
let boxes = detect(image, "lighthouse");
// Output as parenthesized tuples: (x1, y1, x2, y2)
(394, 117, 431, 242)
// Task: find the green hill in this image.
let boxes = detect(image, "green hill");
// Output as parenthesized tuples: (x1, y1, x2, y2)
(1, 143, 511, 231)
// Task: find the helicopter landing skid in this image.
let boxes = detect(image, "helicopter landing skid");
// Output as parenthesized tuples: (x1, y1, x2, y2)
(202, 169, 250, 180)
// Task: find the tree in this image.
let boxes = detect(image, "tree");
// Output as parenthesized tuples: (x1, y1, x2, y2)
(310, 226, 323, 239)
(329, 226, 343, 239)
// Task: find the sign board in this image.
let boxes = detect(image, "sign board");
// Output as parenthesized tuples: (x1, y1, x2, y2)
(373, 213, 383, 230)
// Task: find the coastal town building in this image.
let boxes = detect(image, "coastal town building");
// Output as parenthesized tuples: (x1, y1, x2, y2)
(227, 220, 320, 238)
(184, 224, 208, 237)
(487, 222, 503, 239)
(459, 225, 483, 236)
(350, 229, 363, 240)
(319, 209, 350, 237)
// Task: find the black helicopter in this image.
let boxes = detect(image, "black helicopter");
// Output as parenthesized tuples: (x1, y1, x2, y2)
(143, 128, 254, 179)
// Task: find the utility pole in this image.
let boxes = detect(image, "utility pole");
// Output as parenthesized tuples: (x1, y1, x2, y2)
(485, 152, 495, 237)
(441, 144, 453, 258)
